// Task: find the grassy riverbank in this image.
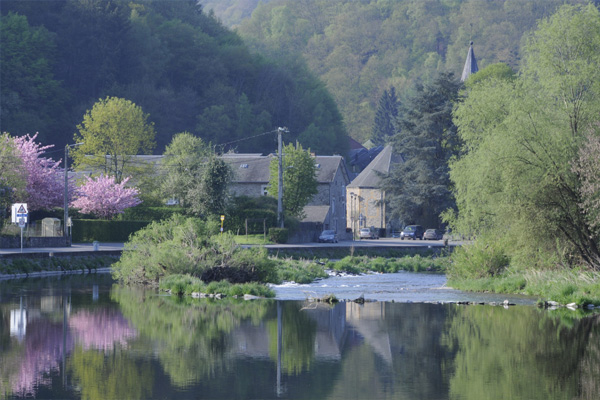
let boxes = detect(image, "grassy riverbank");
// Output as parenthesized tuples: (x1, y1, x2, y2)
(448, 267, 600, 306)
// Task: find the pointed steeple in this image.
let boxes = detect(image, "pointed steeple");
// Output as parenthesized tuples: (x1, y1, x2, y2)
(461, 41, 478, 81)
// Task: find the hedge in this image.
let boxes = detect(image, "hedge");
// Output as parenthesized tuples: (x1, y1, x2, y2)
(72, 220, 151, 242)
(268, 228, 289, 244)
(117, 206, 185, 221)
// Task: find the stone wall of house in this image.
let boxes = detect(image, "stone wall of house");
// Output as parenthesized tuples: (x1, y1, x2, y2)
(346, 187, 386, 233)
(308, 167, 349, 235)
(229, 183, 268, 198)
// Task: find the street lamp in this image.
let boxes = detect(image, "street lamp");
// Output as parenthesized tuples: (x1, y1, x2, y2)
(350, 192, 356, 241)
(64, 142, 83, 244)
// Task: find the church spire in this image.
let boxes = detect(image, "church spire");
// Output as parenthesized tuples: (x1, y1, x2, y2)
(461, 41, 478, 81)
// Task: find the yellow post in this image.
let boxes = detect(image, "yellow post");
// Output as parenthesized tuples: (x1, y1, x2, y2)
(220, 215, 225, 235)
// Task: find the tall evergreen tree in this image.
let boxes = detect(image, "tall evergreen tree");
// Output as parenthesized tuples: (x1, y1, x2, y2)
(381, 72, 462, 228)
(371, 86, 400, 146)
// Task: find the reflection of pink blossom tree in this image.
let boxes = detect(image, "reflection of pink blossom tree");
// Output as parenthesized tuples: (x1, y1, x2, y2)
(13, 133, 72, 210)
(69, 309, 137, 350)
(71, 175, 141, 219)
(11, 319, 71, 397)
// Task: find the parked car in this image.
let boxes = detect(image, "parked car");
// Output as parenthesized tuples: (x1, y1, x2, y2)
(359, 227, 379, 239)
(400, 225, 424, 240)
(318, 230, 338, 243)
(423, 229, 443, 240)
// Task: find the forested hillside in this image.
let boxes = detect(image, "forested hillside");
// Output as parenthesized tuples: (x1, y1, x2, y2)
(0, 0, 348, 155)
(225, 0, 598, 143)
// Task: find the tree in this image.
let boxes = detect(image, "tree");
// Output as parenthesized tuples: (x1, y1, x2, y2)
(371, 86, 400, 145)
(573, 125, 600, 242)
(381, 72, 462, 228)
(71, 175, 141, 219)
(268, 142, 318, 219)
(161, 132, 233, 217)
(0, 133, 26, 228)
(72, 96, 156, 183)
(13, 133, 67, 211)
(449, 4, 600, 269)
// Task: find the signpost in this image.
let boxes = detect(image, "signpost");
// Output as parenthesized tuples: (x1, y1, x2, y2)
(220, 215, 225, 235)
(12, 204, 28, 253)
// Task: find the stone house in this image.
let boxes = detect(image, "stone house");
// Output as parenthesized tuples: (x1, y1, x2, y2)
(346, 145, 402, 236)
(223, 153, 350, 236)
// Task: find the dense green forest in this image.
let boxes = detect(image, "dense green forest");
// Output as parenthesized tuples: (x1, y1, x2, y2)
(0, 0, 348, 155)
(224, 0, 598, 143)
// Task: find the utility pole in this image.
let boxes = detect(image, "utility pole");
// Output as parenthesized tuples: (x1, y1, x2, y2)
(277, 127, 288, 228)
(64, 143, 83, 244)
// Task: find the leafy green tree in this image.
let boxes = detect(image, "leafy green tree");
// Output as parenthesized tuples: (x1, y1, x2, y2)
(161, 132, 233, 217)
(268, 142, 318, 219)
(0, 133, 26, 228)
(73, 96, 156, 183)
(0, 12, 67, 144)
(371, 86, 400, 145)
(449, 4, 600, 269)
(381, 72, 462, 228)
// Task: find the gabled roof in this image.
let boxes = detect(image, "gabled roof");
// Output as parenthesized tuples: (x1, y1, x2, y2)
(461, 41, 479, 81)
(222, 154, 272, 183)
(301, 205, 330, 223)
(347, 145, 401, 189)
(223, 154, 349, 185)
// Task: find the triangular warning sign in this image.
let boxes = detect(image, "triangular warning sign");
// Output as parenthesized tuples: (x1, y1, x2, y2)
(17, 205, 26, 213)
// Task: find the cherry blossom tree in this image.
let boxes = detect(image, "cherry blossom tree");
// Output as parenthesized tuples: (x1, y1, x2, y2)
(12, 133, 69, 211)
(71, 175, 141, 219)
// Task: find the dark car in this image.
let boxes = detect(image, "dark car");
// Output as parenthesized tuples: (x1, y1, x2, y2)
(400, 225, 424, 240)
(423, 229, 443, 240)
(318, 230, 338, 243)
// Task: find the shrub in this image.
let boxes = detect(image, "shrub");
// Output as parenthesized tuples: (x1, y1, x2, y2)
(269, 227, 289, 243)
(449, 238, 510, 279)
(72, 220, 151, 242)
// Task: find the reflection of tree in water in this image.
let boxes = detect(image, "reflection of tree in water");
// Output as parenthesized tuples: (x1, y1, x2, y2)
(111, 285, 271, 387)
(8, 318, 70, 397)
(444, 307, 600, 400)
(69, 347, 154, 400)
(69, 309, 137, 351)
(267, 301, 317, 375)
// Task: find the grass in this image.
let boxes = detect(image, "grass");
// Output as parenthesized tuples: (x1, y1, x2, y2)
(232, 234, 273, 245)
(159, 274, 275, 298)
(447, 266, 600, 306)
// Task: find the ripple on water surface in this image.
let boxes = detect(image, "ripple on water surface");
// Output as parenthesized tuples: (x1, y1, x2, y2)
(271, 271, 536, 305)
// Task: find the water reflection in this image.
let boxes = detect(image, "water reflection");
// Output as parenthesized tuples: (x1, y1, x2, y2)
(0, 276, 598, 400)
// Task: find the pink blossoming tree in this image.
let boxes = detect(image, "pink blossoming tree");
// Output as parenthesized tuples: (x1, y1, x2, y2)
(12, 133, 70, 211)
(71, 175, 141, 219)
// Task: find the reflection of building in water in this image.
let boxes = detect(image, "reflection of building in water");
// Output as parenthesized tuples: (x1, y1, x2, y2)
(345, 302, 392, 365)
(231, 301, 392, 366)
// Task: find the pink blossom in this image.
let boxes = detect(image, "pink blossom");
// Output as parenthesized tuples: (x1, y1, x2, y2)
(13, 133, 72, 210)
(71, 174, 141, 218)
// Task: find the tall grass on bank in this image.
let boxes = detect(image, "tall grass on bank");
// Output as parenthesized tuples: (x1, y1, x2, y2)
(327, 255, 448, 275)
(447, 237, 600, 305)
(160, 274, 275, 298)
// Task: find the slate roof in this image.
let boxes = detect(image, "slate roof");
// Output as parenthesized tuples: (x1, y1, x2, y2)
(301, 205, 330, 223)
(222, 154, 347, 184)
(347, 145, 401, 189)
(461, 41, 479, 82)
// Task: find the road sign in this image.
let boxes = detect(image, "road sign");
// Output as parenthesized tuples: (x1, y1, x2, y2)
(18, 217, 26, 228)
(11, 203, 28, 223)
(220, 215, 225, 221)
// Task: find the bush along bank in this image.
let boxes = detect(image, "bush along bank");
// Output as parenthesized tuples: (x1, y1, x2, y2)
(447, 238, 600, 307)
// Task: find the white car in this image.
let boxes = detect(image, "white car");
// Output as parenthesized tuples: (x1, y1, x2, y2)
(359, 228, 378, 239)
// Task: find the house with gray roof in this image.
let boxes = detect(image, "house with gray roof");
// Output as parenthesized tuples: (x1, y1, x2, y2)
(224, 153, 350, 236)
(346, 145, 402, 236)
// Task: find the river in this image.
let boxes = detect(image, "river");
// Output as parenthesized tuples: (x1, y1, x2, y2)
(1, 272, 598, 400)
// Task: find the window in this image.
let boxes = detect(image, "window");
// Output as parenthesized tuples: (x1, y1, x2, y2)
(261, 185, 269, 196)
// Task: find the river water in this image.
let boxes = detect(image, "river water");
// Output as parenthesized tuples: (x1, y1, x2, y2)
(1, 272, 598, 400)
